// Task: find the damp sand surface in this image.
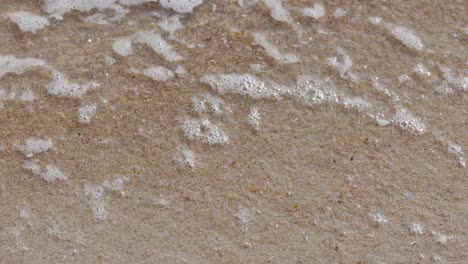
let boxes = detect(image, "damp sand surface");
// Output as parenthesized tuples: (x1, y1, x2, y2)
(0, 1, 467, 263)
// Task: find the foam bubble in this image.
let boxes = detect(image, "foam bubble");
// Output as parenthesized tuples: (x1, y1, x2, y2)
(175, 65, 186, 76)
(182, 118, 229, 145)
(295, 75, 338, 104)
(85, 176, 129, 220)
(135, 31, 183, 61)
(119, 0, 158, 5)
(78, 104, 97, 124)
(263, 0, 293, 24)
(371, 213, 388, 226)
(23, 162, 67, 182)
(46, 71, 98, 98)
(105, 55, 116, 65)
(5, 11, 50, 33)
(112, 37, 133, 56)
(368, 16, 382, 25)
(160, 0, 203, 13)
(43, 0, 127, 20)
(248, 107, 261, 129)
(19, 90, 36, 102)
(143, 66, 175, 81)
(392, 108, 427, 134)
(327, 48, 358, 81)
(439, 65, 467, 92)
(84, 185, 107, 220)
(175, 147, 195, 168)
(42, 164, 67, 182)
(414, 63, 431, 77)
(333, 8, 346, 18)
(23, 161, 42, 174)
(0, 55, 47, 78)
(158, 15, 183, 37)
(387, 24, 424, 51)
(303, 3, 325, 20)
(200, 74, 288, 99)
(252, 32, 299, 64)
(18, 138, 53, 157)
(408, 223, 423, 235)
(446, 142, 466, 167)
(192, 94, 226, 114)
(342, 97, 372, 110)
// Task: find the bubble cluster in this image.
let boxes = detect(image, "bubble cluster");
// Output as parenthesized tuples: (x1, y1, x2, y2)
(201, 74, 287, 99)
(5, 11, 50, 33)
(159, 0, 204, 13)
(18, 138, 53, 157)
(112, 37, 133, 57)
(192, 94, 226, 114)
(143, 66, 175, 81)
(85, 176, 130, 221)
(303, 3, 325, 20)
(135, 31, 184, 62)
(392, 108, 427, 134)
(78, 104, 97, 124)
(182, 118, 229, 145)
(252, 32, 299, 64)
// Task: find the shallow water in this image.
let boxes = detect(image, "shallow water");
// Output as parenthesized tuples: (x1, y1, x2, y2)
(0, 1, 467, 263)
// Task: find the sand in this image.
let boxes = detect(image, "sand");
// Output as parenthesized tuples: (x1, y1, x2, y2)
(0, 1, 467, 263)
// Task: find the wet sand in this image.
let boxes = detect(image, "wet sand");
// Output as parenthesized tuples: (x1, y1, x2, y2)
(0, 1, 467, 263)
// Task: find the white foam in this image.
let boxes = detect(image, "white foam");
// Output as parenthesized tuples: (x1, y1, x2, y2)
(5, 11, 50, 33)
(248, 107, 261, 129)
(175, 65, 186, 76)
(368, 16, 382, 25)
(46, 71, 98, 98)
(392, 108, 427, 134)
(19, 90, 36, 102)
(303, 3, 325, 20)
(439, 65, 467, 92)
(414, 63, 431, 77)
(82, 13, 110, 25)
(408, 223, 423, 235)
(42, 164, 67, 182)
(295, 75, 338, 104)
(387, 24, 424, 51)
(105, 56, 116, 66)
(0, 55, 47, 78)
(182, 118, 229, 145)
(78, 104, 97, 124)
(431, 230, 450, 245)
(192, 94, 226, 114)
(135, 31, 183, 61)
(327, 48, 358, 81)
(263, 0, 293, 24)
(85, 176, 129, 220)
(23, 161, 42, 174)
(18, 138, 53, 157)
(112, 37, 133, 56)
(23, 161, 67, 182)
(371, 213, 388, 226)
(160, 0, 203, 13)
(43, 0, 127, 21)
(84, 185, 107, 220)
(175, 147, 195, 168)
(333, 8, 346, 18)
(200, 74, 288, 99)
(158, 15, 183, 37)
(342, 97, 372, 110)
(446, 142, 466, 167)
(143, 66, 174, 81)
(252, 32, 299, 64)
(119, 0, 158, 5)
